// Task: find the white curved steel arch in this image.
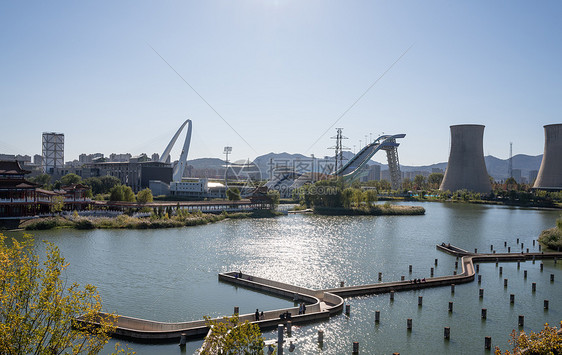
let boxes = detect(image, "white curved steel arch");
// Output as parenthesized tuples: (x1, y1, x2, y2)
(160, 119, 192, 182)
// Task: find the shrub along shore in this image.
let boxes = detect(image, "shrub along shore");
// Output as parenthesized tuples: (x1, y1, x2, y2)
(20, 210, 281, 231)
(538, 215, 562, 251)
(314, 204, 425, 216)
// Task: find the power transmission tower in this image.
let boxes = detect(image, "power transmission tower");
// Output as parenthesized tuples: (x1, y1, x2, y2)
(329, 128, 349, 175)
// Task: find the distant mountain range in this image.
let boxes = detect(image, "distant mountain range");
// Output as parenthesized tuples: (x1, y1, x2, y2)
(187, 153, 543, 182)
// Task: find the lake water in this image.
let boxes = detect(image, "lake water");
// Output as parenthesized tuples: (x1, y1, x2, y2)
(6, 201, 562, 354)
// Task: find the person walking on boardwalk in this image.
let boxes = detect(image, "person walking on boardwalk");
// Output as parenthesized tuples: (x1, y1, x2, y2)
(255, 309, 260, 321)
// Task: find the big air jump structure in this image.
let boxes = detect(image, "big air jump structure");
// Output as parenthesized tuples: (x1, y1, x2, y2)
(439, 124, 492, 194)
(533, 124, 562, 190)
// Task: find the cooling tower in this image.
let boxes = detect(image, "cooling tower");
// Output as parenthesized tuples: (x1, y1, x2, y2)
(533, 124, 562, 190)
(439, 124, 492, 194)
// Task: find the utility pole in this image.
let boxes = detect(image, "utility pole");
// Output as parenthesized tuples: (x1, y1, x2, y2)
(508, 142, 513, 178)
(223, 146, 232, 186)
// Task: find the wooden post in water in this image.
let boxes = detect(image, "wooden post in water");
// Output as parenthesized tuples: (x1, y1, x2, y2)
(277, 324, 284, 355)
(544, 300, 549, 309)
(318, 330, 324, 343)
(431, 267, 434, 277)
(179, 333, 187, 348)
(510, 294, 515, 304)
(409, 265, 412, 273)
(448, 301, 453, 312)
(485, 336, 492, 349)
(444, 327, 450, 340)
(345, 304, 351, 316)
(352, 342, 359, 354)
(504, 278, 508, 287)
(499, 266, 503, 275)
(435, 258, 438, 266)
(451, 284, 455, 294)
(479, 288, 484, 298)
(390, 291, 395, 301)
(551, 274, 554, 282)
(418, 296, 423, 306)
(378, 272, 382, 281)
(540, 263, 544, 271)
(532, 282, 536, 292)
(407, 318, 412, 330)
(481, 308, 487, 319)
(234, 306, 239, 315)
(340, 281, 345, 287)
(478, 275, 482, 283)
(524, 270, 528, 278)
(375, 310, 380, 323)
(518, 315, 524, 327)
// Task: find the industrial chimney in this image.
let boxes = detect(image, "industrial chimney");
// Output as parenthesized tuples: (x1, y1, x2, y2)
(533, 124, 562, 190)
(440, 124, 492, 194)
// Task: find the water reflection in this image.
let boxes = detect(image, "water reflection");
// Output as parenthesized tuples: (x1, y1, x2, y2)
(6, 201, 560, 354)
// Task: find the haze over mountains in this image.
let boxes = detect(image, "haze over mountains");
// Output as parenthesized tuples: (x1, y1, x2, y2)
(186, 152, 543, 182)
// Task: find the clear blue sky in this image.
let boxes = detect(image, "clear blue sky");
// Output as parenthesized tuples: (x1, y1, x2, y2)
(1, 1, 561, 166)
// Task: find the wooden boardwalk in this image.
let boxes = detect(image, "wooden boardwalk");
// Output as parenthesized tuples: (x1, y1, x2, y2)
(78, 245, 562, 343)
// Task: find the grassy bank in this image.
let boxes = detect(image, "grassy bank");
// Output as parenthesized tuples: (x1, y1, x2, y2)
(314, 204, 425, 216)
(21, 210, 282, 231)
(538, 216, 562, 251)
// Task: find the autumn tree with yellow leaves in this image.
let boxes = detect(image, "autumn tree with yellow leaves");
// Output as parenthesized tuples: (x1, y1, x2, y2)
(0, 233, 118, 354)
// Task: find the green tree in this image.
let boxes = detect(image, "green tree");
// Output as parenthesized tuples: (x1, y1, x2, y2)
(109, 185, 124, 202)
(363, 189, 378, 207)
(123, 186, 135, 202)
(60, 173, 82, 186)
(50, 195, 65, 213)
(427, 173, 444, 189)
(413, 175, 426, 190)
(342, 188, 354, 209)
(100, 176, 122, 194)
(30, 173, 51, 188)
(0, 234, 117, 354)
(267, 189, 280, 209)
(226, 187, 241, 201)
(83, 177, 103, 195)
(494, 322, 562, 354)
(136, 188, 153, 204)
(110, 185, 135, 202)
(200, 315, 266, 355)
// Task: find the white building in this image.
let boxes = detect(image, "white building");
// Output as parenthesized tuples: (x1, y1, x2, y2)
(42, 132, 64, 174)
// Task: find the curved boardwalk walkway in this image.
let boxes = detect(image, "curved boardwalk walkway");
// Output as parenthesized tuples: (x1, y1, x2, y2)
(80, 245, 562, 343)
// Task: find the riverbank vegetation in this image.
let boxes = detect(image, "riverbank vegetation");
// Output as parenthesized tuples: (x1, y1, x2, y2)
(538, 215, 562, 251)
(200, 315, 265, 355)
(364, 175, 562, 208)
(296, 179, 425, 216)
(0, 234, 125, 354)
(494, 321, 562, 354)
(21, 209, 282, 231)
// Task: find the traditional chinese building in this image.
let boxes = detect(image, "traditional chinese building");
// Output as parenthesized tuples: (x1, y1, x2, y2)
(0, 161, 55, 217)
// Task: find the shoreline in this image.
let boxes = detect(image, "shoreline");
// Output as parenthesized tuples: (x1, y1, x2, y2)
(313, 205, 425, 216)
(17, 209, 283, 231)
